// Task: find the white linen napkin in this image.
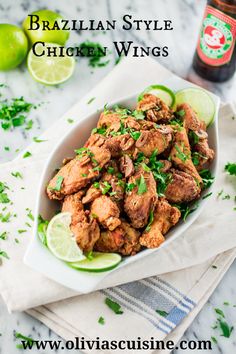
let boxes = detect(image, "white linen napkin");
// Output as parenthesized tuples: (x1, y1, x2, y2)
(26, 248, 236, 354)
(0, 57, 235, 314)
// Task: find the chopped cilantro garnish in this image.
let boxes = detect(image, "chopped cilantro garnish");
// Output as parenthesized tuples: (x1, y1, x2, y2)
(189, 131, 200, 145)
(33, 137, 47, 143)
(156, 309, 168, 317)
(18, 229, 27, 234)
(202, 192, 212, 200)
(26, 208, 34, 221)
(67, 118, 74, 124)
(225, 162, 236, 176)
(93, 182, 100, 189)
(199, 169, 214, 189)
(79, 41, 109, 68)
(218, 319, 234, 338)
(175, 144, 189, 162)
(215, 308, 225, 318)
(0, 96, 33, 131)
(0, 250, 9, 259)
(132, 110, 145, 120)
(37, 215, 48, 246)
(211, 336, 217, 344)
(0, 231, 8, 240)
(0, 212, 11, 222)
(137, 175, 147, 195)
(98, 316, 105, 325)
(174, 203, 199, 221)
(87, 97, 96, 104)
(53, 176, 64, 192)
(129, 130, 141, 141)
(126, 183, 136, 192)
(14, 332, 36, 349)
(176, 109, 185, 117)
(86, 251, 94, 260)
(223, 302, 230, 306)
(101, 181, 112, 195)
(11, 171, 23, 179)
(107, 166, 115, 174)
(92, 127, 107, 135)
(4, 146, 10, 151)
(105, 298, 123, 314)
(145, 209, 154, 232)
(23, 151, 32, 158)
(0, 193, 10, 203)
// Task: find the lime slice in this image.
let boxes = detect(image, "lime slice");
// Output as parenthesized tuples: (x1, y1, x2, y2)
(46, 212, 85, 262)
(138, 85, 176, 108)
(68, 252, 122, 273)
(27, 43, 75, 85)
(175, 88, 215, 127)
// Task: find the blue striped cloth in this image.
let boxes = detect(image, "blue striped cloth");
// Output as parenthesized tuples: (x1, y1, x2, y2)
(101, 277, 196, 335)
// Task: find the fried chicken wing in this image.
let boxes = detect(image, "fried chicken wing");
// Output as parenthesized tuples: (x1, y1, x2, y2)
(137, 94, 174, 123)
(105, 134, 135, 157)
(140, 198, 181, 248)
(124, 167, 157, 228)
(165, 169, 201, 203)
(84, 133, 106, 148)
(91, 195, 121, 230)
(47, 146, 111, 200)
(177, 104, 215, 170)
(170, 128, 202, 186)
(136, 126, 173, 157)
(62, 192, 100, 252)
(95, 220, 141, 256)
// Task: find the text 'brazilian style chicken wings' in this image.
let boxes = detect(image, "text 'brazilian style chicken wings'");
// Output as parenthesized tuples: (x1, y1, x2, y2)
(46, 93, 215, 256)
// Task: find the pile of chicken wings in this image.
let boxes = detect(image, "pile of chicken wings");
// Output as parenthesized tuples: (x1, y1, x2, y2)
(47, 93, 214, 256)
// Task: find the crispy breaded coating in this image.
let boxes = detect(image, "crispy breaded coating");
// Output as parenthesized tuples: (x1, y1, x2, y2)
(47, 146, 111, 200)
(91, 195, 121, 230)
(137, 94, 174, 123)
(62, 192, 100, 252)
(124, 167, 157, 229)
(140, 198, 181, 248)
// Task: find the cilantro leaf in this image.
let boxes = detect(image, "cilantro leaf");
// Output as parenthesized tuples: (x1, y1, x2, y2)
(156, 309, 168, 317)
(137, 175, 147, 195)
(225, 163, 236, 176)
(105, 298, 123, 314)
(53, 176, 64, 192)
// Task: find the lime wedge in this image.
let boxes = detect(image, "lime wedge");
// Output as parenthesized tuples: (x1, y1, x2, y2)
(138, 85, 176, 108)
(46, 212, 85, 262)
(27, 42, 75, 85)
(175, 87, 215, 127)
(68, 252, 122, 273)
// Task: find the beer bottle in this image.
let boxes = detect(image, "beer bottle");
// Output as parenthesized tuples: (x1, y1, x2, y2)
(193, 0, 236, 82)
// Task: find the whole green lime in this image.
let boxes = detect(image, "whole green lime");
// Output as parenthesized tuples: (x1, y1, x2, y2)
(23, 9, 70, 45)
(0, 24, 28, 71)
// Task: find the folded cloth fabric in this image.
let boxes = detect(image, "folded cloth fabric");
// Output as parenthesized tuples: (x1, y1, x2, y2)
(0, 57, 236, 314)
(26, 248, 236, 354)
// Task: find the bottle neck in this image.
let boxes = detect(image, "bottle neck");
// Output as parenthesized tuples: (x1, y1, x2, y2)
(209, 0, 236, 15)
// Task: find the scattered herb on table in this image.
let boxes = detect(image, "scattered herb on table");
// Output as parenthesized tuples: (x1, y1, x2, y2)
(87, 97, 96, 105)
(0, 231, 8, 240)
(33, 137, 47, 143)
(98, 316, 105, 325)
(0, 97, 34, 131)
(0, 212, 12, 223)
(215, 308, 225, 318)
(26, 208, 34, 221)
(11, 171, 23, 179)
(202, 192, 213, 200)
(0, 250, 9, 259)
(225, 162, 236, 176)
(0, 182, 10, 204)
(156, 309, 168, 317)
(105, 298, 123, 314)
(18, 229, 27, 234)
(223, 302, 230, 306)
(23, 151, 32, 158)
(14, 332, 36, 349)
(211, 336, 217, 344)
(218, 319, 234, 338)
(67, 118, 74, 124)
(79, 41, 109, 68)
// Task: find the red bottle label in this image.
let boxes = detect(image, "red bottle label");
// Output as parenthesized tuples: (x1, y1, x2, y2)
(197, 5, 236, 66)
